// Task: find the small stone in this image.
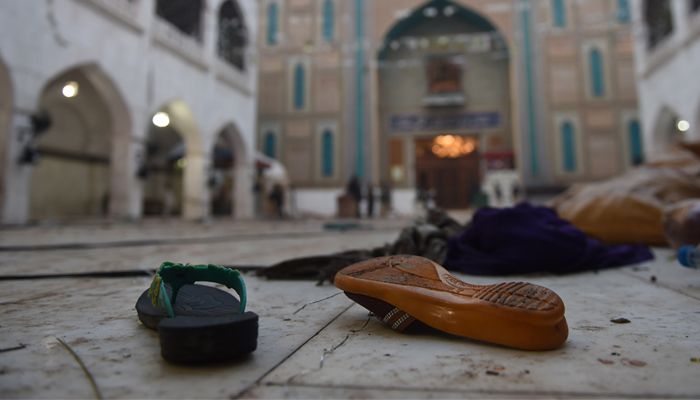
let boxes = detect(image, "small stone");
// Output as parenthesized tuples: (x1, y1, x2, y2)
(650, 275, 657, 282)
(486, 370, 499, 376)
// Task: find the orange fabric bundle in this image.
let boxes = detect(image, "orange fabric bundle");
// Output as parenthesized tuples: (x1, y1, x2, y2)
(549, 166, 700, 245)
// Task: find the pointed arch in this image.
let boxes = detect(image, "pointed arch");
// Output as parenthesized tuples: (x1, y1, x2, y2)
(378, 0, 509, 60)
(210, 122, 251, 219)
(218, 0, 248, 70)
(322, 130, 334, 177)
(144, 99, 204, 220)
(28, 63, 131, 220)
(267, 2, 279, 45)
(589, 49, 605, 97)
(617, 0, 631, 23)
(553, 0, 566, 27)
(561, 122, 576, 172)
(628, 119, 643, 165)
(293, 64, 305, 110)
(322, 0, 335, 41)
(650, 106, 683, 154)
(644, 0, 674, 49)
(264, 131, 276, 158)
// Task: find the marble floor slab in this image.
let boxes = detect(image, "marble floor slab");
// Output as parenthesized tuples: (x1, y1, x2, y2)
(0, 229, 402, 276)
(0, 275, 351, 399)
(252, 266, 700, 399)
(1, 218, 700, 399)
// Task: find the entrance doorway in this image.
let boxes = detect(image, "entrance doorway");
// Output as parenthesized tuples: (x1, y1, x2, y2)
(29, 67, 114, 219)
(142, 125, 185, 216)
(211, 130, 235, 216)
(415, 135, 479, 209)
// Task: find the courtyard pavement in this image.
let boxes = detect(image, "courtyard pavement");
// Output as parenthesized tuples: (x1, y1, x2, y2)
(1, 214, 699, 399)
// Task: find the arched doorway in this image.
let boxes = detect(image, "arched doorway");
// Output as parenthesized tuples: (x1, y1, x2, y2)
(377, 0, 511, 209)
(0, 54, 13, 218)
(28, 65, 130, 219)
(210, 123, 250, 219)
(211, 130, 235, 216)
(217, 0, 247, 71)
(141, 100, 205, 220)
(650, 106, 683, 154)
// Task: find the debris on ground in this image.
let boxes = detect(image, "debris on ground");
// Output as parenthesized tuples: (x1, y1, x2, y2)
(620, 358, 647, 367)
(257, 209, 462, 284)
(610, 318, 631, 324)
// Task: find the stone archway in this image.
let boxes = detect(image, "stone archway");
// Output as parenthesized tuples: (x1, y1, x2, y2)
(142, 99, 205, 221)
(650, 106, 683, 156)
(28, 64, 131, 220)
(211, 123, 250, 219)
(377, 0, 510, 209)
(0, 54, 13, 219)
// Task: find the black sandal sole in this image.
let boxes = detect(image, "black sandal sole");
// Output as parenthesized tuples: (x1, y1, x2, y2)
(136, 284, 258, 363)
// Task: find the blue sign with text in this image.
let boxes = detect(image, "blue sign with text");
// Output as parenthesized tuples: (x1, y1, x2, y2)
(389, 112, 500, 132)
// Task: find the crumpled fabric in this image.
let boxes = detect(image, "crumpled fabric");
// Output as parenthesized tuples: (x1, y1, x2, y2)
(444, 203, 654, 275)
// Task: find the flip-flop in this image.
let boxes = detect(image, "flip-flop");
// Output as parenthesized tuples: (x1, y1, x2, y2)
(136, 262, 258, 363)
(334, 255, 568, 350)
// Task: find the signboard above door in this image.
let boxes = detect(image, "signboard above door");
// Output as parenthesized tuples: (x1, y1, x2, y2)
(389, 112, 500, 132)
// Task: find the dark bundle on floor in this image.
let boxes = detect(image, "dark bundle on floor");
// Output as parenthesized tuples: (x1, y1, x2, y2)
(256, 208, 464, 284)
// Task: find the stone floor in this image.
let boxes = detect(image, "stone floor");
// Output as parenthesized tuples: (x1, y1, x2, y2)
(1, 215, 700, 399)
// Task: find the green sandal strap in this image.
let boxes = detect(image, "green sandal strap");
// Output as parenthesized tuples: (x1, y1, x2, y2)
(147, 262, 247, 318)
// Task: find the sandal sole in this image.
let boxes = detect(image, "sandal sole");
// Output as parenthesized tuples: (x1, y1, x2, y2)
(335, 255, 568, 350)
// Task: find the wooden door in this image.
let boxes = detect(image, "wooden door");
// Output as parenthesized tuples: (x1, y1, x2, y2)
(415, 136, 480, 209)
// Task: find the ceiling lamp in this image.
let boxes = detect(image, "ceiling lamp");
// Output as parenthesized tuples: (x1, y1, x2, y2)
(152, 112, 170, 127)
(62, 81, 79, 98)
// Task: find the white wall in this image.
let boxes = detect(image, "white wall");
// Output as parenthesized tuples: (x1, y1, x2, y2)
(632, 0, 700, 156)
(294, 188, 345, 217)
(0, 0, 259, 223)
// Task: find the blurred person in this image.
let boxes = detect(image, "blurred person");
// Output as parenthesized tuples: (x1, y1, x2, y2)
(380, 180, 392, 217)
(366, 182, 375, 218)
(269, 183, 285, 218)
(347, 175, 362, 218)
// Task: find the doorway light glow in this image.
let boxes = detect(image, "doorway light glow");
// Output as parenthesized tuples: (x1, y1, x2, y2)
(678, 120, 690, 132)
(432, 135, 476, 158)
(153, 112, 170, 127)
(62, 81, 79, 98)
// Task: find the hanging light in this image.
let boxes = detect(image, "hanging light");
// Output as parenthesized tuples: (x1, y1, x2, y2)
(62, 81, 79, 98)
(678, 120, 690, 132)
(432, 135, 476, 158)
(152, 112, 170, 127)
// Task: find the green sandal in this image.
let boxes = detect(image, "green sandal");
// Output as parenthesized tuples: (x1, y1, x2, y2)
(136, 262, 258, 363)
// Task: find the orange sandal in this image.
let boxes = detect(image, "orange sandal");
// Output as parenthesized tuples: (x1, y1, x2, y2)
(334, 255, 568, 350)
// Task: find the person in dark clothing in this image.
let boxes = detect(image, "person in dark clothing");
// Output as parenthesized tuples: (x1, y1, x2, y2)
(380, 180, 392, 217)
(347, 175, 362, 218)
(269, 183, 284, 218)
(366, 182, 375, 218)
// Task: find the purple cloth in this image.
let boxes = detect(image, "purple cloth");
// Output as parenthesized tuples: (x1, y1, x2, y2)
(444, 203, 654, 275)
